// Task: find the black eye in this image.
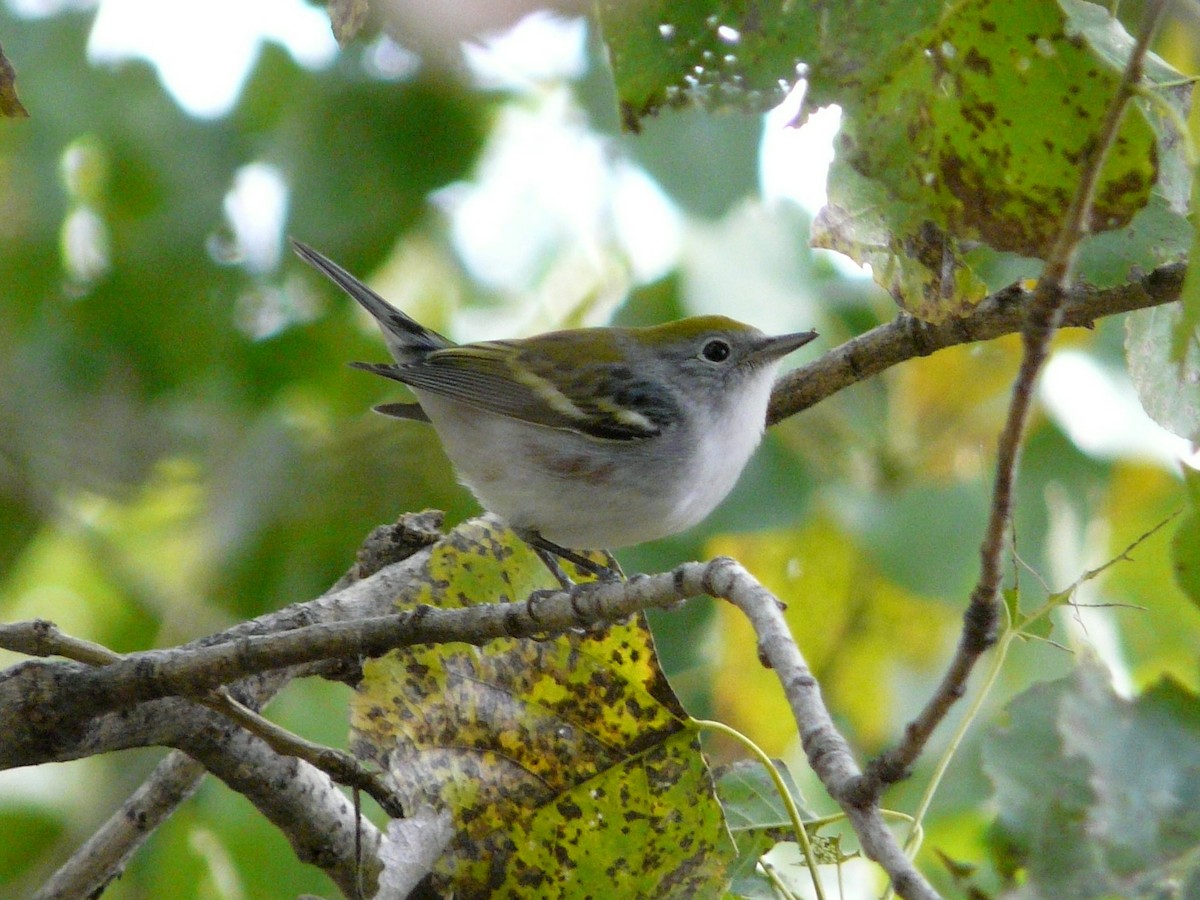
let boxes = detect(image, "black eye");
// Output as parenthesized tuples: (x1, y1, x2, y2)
(701, 339, 731, 363)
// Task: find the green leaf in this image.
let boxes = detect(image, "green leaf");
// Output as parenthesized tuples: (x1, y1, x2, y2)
(351, 517, 735, 897)
(715, 758, 811, 843)
(983, 670, 1095, 872)
(1075, 192, 1192, 288)
(713, 758, 840, 894)
(1061, 0, 1195, 213)
(502, 731, 732, 896)
(983, 658, 1200, 896)
(710, 763, 816, 854)
(1060, 673, 1200, 886)
(833, 0, 1185, 319)
(597, 0, 946, 131)
(811, 157, 991, 321)
(596, 0, 814, 130)
(1126, 302, 1200, 442)
(609, 0, 1193, 321)
(1172, 513, 1200, 609)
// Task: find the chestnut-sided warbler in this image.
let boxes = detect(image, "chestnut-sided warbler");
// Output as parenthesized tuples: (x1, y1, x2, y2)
(294, 240, 816, 573)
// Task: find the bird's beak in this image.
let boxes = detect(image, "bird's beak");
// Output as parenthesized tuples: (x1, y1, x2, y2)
(753, 329, 818, 363)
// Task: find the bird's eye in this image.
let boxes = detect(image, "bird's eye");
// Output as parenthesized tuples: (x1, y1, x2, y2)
(701, 339, 732, 363)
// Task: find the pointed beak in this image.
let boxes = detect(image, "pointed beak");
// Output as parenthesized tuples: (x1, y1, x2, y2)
(752, 329, 818, 363)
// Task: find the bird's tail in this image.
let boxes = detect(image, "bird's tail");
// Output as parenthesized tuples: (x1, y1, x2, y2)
(291, 239, 454, 360)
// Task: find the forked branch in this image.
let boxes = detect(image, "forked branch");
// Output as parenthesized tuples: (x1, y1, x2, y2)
(860, 0, 1172, 794)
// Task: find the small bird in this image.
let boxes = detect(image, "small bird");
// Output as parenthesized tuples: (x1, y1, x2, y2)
(293, 239, 816, 580)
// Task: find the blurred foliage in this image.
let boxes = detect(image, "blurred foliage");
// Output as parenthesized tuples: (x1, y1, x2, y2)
(983, 660, 1200, 897)
(0, 0, 1198, 898)
(709, 517, 960, 754)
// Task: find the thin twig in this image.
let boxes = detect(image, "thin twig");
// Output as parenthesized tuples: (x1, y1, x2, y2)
(31, 751, 207, 900)
(203, 687, 404, 818)
(861, 0, 1172, 792)
(0, 618, 124, 665)
(767, 262, 1185, 425)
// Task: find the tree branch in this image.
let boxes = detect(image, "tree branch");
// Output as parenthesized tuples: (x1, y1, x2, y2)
(702, 558, 938, 900)
(4, 547, 936, 899)
(205, 686, 403, 818)
(32, 751, 207, 900)
(178, 713, 383, 899)
(0, 560, 691, 767)
(16, 514, 444, 898)
(859, 0, 1171, 793)
(767, 261, 1185, 426)
(0, 534, 437, 769)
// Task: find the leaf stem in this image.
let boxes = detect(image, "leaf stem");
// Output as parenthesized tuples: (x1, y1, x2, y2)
(695, 717, 826, 900)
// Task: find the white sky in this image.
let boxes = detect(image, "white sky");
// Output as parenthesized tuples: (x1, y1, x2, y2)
(86, 0, 337, 118)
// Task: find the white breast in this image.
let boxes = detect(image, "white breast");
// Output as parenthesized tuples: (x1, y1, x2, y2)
(411, 365, 777, 550)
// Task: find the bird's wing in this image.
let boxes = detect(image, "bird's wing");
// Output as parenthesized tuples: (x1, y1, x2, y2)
(368, 340, 670, 441)
(373, 401, 430, 422)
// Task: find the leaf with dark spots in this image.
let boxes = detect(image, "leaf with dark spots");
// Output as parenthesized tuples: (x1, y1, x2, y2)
(350, 517, 735, 897)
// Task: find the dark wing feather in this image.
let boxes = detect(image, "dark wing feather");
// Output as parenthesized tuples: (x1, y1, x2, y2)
(373, 401, 430, 422)
(354, 342, 663, 441)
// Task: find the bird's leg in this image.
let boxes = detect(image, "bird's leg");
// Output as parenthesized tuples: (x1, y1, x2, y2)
(530, 544, 575, 591)
(599, 550, 625, 580)
(519, 533, 626, 633)
(518, 530, 623, 586)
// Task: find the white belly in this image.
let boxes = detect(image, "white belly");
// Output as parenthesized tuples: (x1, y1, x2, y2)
(413, 376, 772, 550)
